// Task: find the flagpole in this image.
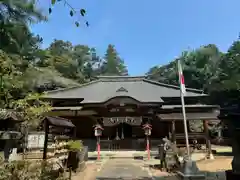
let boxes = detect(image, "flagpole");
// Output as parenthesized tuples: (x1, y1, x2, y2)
(177, 59, 205, 179)
(178, 59, 191, 159)
(180, 84, 191, 159)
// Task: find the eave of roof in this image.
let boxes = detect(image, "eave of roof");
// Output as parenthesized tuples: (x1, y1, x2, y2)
(52, 107, 82, 111)
(46, 116, 75, 128)
(158, 112, 219, 120)
(143, 78, 205, 94)
(161, 104, 220, 109)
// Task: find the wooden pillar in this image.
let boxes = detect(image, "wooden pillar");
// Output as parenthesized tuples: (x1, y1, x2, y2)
(171, 120, 176, 144)
(203, 120, 214, 159)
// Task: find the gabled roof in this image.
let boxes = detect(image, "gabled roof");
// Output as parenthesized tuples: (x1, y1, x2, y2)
(44, 76, 206, 104)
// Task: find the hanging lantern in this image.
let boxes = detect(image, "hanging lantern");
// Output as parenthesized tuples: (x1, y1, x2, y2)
(94, 124, 104, 137)
(142, 123, 152, 136)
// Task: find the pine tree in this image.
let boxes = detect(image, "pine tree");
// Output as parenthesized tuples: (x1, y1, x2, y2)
(102, 44, 128, 76)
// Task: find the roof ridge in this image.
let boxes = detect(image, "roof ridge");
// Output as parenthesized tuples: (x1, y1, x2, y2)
(45, 79, 101, 94)
(44, 76, 207, 98)
(143, 78, 206, 94)
(97, 76, 146, 81)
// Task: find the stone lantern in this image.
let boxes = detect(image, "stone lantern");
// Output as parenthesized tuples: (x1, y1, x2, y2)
(142, 123, 152, 160)
(94, 124, 104, 160)
(143, 123, 152, 136)
(94, 124, 103, 137)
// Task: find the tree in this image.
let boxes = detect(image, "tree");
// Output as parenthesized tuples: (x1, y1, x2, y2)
(102, 44, 128, 76)
(0, 50, 23, 108)
(146, 44, 222, 91)
(0, 0, 45, 56)
(12, 93, 52, 159)
(214, 41, 240, 91)
(21, 66, 80, 92)
(146, 41, 240, 109)
(0, 0, 45, 23)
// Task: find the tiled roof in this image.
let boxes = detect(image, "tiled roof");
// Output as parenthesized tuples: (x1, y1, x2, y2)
(45, 76, 206, 104)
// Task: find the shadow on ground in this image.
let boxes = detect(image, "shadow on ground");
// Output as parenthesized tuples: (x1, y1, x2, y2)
(148, 164, 227, 180)
(151, 170, 226, 180)
(213, 151, 233, 156)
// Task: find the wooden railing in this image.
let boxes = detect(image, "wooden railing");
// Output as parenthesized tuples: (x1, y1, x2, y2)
(175, 132, 206, 139)
(85, 135, 208, 151)
(100, 139, 146, 151)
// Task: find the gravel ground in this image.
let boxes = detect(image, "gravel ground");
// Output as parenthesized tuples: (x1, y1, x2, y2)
(149, 156, 232, 180)
(72, 161, 102, 180)
(197, 156, 232, 172)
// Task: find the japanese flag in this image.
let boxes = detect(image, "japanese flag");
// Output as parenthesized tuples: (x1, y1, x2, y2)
(177, 60, 186, 95)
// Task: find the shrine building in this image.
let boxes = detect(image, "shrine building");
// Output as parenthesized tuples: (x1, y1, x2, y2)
(43, 76, 220, 151)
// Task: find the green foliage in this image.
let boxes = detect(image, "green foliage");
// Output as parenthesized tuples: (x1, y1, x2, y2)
(102, 44, 128, 76)
(12, 93, 52, 157)
(0, 0, 128, 98)
(12, 93, 52, 128)
(0, 0, 45, 24)
(0, 50, 23, 108)
(0, 160, 67, 180)
(48, 0, 89, 27)
(67, 140, 83, 151)
(147, 43, 240, 98)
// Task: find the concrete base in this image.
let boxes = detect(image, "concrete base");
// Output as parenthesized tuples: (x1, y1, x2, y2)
(177, 160, 205, 180)
(205, 153, 214, 160)
(208, 153, 214, 160)
(177, 172, 205, 180)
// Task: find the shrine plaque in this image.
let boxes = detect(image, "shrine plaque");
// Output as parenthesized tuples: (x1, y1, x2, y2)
(27, 133, 45, 149)
(103, 116, 142, 126)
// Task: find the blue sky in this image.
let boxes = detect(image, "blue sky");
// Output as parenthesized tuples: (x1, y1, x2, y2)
(32, 0, 240, 75)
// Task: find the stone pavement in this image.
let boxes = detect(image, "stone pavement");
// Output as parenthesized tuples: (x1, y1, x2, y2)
(91, 150, 208, 180)
(96, 158, 153, 180)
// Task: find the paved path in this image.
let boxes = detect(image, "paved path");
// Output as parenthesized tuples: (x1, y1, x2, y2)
(96, 159, 153, 180)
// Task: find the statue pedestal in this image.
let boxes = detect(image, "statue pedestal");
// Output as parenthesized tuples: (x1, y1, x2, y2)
(177, 160, 205, 180)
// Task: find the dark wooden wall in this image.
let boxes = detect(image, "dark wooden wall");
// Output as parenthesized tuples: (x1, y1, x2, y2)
(65, 116, 95, 138)
(151, 120, 170, 138)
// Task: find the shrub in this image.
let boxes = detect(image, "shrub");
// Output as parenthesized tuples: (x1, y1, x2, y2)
(0, 160, 68, 180)
(67, 140, 83, 152)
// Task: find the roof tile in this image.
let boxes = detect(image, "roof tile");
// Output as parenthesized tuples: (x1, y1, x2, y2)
(45, 76, 206, 104)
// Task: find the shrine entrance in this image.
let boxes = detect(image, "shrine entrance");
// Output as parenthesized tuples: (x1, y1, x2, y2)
(122, 123, 132, 138)
(111, 123, 133, 150)
(101, 117, 145, 150)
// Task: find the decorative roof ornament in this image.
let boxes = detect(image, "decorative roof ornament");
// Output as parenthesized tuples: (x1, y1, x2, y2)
(116, 87, 128, 92)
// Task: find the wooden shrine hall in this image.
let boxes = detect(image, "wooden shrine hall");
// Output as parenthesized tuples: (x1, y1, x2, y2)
(43, 76, 220, 151)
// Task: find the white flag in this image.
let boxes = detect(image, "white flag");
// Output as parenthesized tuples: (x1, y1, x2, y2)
(178, 60, 186, 95)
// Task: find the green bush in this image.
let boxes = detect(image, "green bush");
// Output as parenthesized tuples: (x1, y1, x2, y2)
(67, 140, 83, 151)
(0, 160, 67, 180)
